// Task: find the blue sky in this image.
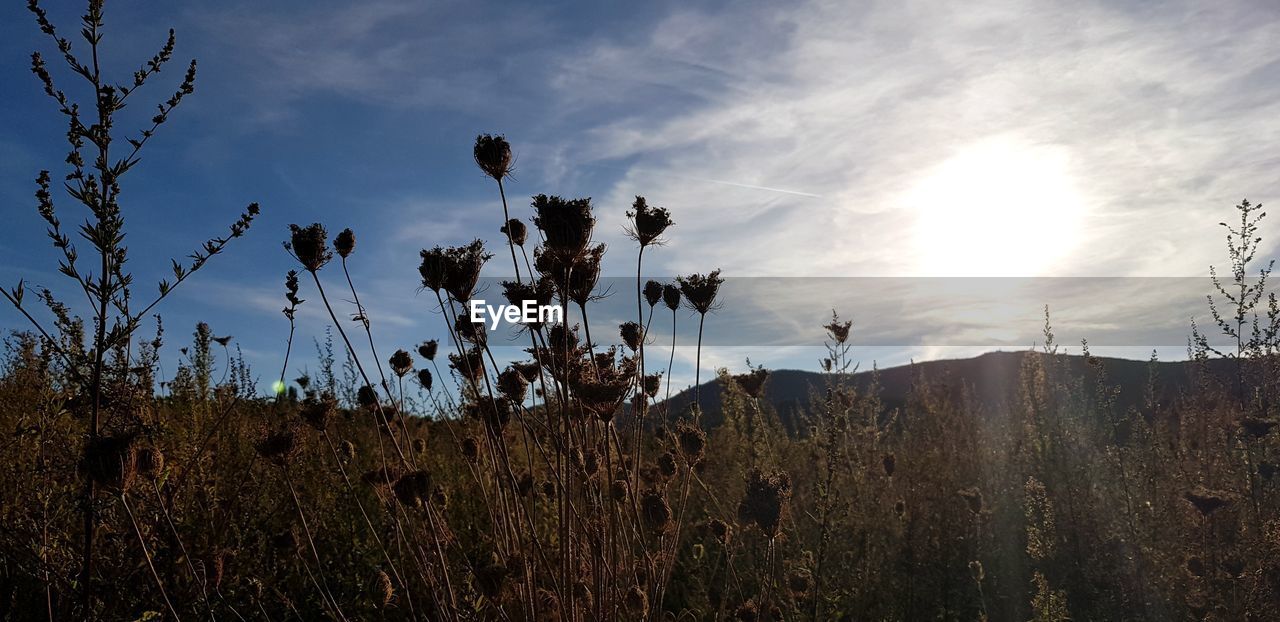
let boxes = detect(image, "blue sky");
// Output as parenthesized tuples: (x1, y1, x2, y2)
(3, 0, 1280, 394)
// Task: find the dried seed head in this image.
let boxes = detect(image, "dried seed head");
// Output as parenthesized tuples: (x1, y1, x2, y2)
(389, 349, 413, 378)
(393, 470, 433, 509)
(419, 247, 448, 292)
(431, 486, 449, 509)
(255, 427, 298, 466)
(454, 313, 488, 346)
(513, 360, 542, 383)
(626, 195, 674, 247)
(567, 244, 605, 306)
(582, 449, 600, 476)
(738, 467, 792, 538)
(375, 569, 394, 608)
(532, 194, 596, 262)
(644, 280, 663, 307)
(412, 438, 427, 454)
(610, 479, 629, 503)
(301, 393, 338, 431)
(540, 480, 556, 498)
(732, 366, 768, 398)
(449, 348, 486, 383)
(735, 599, 760, 622)
(466, 397, 511, 431)
(474, 133, 513, 181)
(498, 367, 529, 403)
(643, 373, 662, 398)
(824, 311, 853, 345)
(136, 444, 165, 479)
(418, 339, 439, 361)
(417, 368, 433, 392)
(641, 490, 673, 534)
(334, 227, 355, 258)
(676, 421, 707, 466)
(339, 440, 357, 462)
(620, 321, 643, 352)
(663, 283, 681, 311)
(624, 585, 649, 617)
(957, 487, 984, 515)
(357, 384, 379, 409)
(501, 218, 527, 246)
(443, 240, 492, 302)
(657, 452, 678, 478)
(678, 270, 723, 314)
(286, 223, 333, 272)
(707, 518, 731, 544)
(81, 433, 139, 491)
(460, 436, 480, 462)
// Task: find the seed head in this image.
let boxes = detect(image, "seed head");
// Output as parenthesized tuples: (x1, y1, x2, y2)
(657, 452, 678, 477)
(786, 568, 812, 597)
(624, 585, 649, 617)
(732, 365, 768, 398)
(418, 247, 448, 292)
(641, 490, 673, 534)
(707, 518, 731, 544)
(374, 569, 394, 608)
(417, 368, 433, 392)
(642, 280, 664, 308)
(334, 227, 355, 258)
(419, 340, 439, 360)
(255, 427, 298, 466)
(620, 321, 643, 351)
(498, 366, 529, 403)
(136, 445, 165, 479)
(611, 479, 630, 503)
(460, 436, 480, 462)
(663, 283, 681, 311)
(734, 599, 759, 622)
(501, 218, 527, 246)
(567, 244, 605, 306)
(389, 349, 413, 378)
(678, 270, 723, 315)
(824, 311, 852, 345)
(443, 240, 492, 302)
(286, 223, 333, 272)
(449, 348, 486, 383)
(473, 133, 513, 181)
(626, 195, 674, 247)
(339, 440, 357, 462)
(301, 393, 338, 431)
(738, 467, 792, 538)
(357, 384, 379, 409)
(676, 421, 707, 466)
(81, 433, 139, 491)
(393, 470, 433, 509)
(532, 194, 596, 262)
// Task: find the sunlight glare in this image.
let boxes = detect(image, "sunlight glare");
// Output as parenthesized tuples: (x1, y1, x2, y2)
(910, 137, 1085, 276)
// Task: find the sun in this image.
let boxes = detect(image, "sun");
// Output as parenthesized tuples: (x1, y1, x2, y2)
(910, 136, 1085, 276)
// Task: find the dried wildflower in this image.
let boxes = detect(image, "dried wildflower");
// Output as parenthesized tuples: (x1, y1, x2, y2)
(136, 445, 165, 479)
(540, 480, 556, 499)
(641, 490, 673, 534)
(786, 568, 812, 597)
(412, 438, 427, 454)
(676, 421, 707, 466)
(824, 311, 852, 344)
(707, 518, 731, 544)
(419, 247, 448, 292)
(732, 365, 768, 398)
(663, 283, 681, 311)
(334, 227, 355, 258)
(624, 585, 649, 617)
(454, 313, 488, 346)
(882, 453, 896, 477)
(568, 244, 605, 306)
(1184, 486, 1232, 517)
(501, 218, 527, 246)
(474, 134, 513, 181)
(582, 449, 600, 477)
(460, 436, 480, 462)
(658, 451, 678, 478)
(286, 223, 333, 272)
(255, 427, 298, 466)
(536, 588, 560, 619)
(418, 339, 439, 361)
(611, 479, 630, 503)
(643, 373, 662, 398)
(444, 239, 492, 302)
(449, 348, 486, 383)
(957, 487, 984, 515)
(431, 486, 449, 509)
(357, 384, 379, 409)
(738, 467, 792, 538)
(81, 433, 138, 491)
(576, 378, 629, 423)
(532, 194, 596, 261)
(301, 393, 337, 431)
(513, 360, 542, 383)
(389, 349, 413, 377)
(620, 321, 644, 352)
(644, 280, 663, 307)
(393, 470, 433, 509)
(466, 398, 512, 431)
(373, 568, 391, 606)
(735, 599, 760, 622)
(678, 270, 724, 314)
(283, 270, 304, 319)
(626, 196, 674, 247)
(417, 368, 433, 392)
(339, 440, 357, 462)
(495, 367, 528, 403)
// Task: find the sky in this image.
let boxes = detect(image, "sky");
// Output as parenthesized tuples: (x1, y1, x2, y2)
(3, 0, 1280, 396)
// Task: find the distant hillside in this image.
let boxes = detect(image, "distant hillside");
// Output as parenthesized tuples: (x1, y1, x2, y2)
(659, 350, 1236, 431)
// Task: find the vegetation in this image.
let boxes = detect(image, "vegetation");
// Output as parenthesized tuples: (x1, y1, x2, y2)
(2, 2, 1278, 620)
